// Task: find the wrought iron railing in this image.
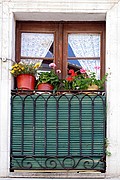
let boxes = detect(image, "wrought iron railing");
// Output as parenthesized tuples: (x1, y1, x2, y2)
(10, 90, 106, 172)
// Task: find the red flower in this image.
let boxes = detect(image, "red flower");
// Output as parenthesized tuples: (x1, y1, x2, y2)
(69, 69, 77, 77)
(69, 69, 74, 74)
(66, 76, 73, 82)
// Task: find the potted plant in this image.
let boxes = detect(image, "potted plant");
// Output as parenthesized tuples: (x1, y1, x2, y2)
(62, 67, 108, 91)
(37, 63, 61, 91)
(10, 62, 41, 90)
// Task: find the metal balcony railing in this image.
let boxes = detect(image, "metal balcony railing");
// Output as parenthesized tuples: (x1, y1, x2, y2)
(10, 90, 106, 172)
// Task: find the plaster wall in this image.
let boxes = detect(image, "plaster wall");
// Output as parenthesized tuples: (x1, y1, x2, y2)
(106, 1, 120, 177)
(0, 0, 120, 178)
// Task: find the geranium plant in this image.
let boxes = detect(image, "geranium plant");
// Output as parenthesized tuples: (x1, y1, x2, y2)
(62, 67, 108, 90)
(10, 62, 41, 77)
(37, 63, 61, 90)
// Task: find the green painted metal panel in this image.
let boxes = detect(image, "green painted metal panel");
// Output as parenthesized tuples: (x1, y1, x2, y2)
(11, 93, 106, 171)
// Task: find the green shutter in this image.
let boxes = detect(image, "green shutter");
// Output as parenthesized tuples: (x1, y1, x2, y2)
(11, 93, 106, 171)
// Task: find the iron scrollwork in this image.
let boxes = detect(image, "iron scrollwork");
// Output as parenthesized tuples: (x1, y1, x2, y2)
(11, 155, 105, 171)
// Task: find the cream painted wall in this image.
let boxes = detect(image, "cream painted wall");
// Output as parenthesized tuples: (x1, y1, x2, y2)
(0, 0, 120, 178)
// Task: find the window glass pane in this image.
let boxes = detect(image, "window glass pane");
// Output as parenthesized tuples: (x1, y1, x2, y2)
(68, 33, 100, 57)
(21, 33, 54, 58)
(68, 33, 100, 79)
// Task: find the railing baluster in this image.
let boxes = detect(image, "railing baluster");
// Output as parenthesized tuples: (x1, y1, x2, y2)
(56, 99, 59, 155)
(79, 98, 82, 156)
(91, 99, 94, 155)
(103, 95, 106, 156)
(44, 99, 47, 155)
(33, 99, 36, 155)
(68, 98, 71, 156)
(21, 98, 25, 155)
(10, 96, 14, 168)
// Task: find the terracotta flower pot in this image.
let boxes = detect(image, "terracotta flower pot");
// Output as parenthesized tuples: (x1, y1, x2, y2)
(37, 83, 54, 90)
(16, 74, 35, 90)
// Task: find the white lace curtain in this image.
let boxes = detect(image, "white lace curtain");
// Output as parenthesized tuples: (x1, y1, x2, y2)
(21, 33, 54, 64)
(68, 34, 100, 79)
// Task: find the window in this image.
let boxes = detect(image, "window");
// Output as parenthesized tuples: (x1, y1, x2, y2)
(16, 21, 105, 79)
(12, 21, 106, 172)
